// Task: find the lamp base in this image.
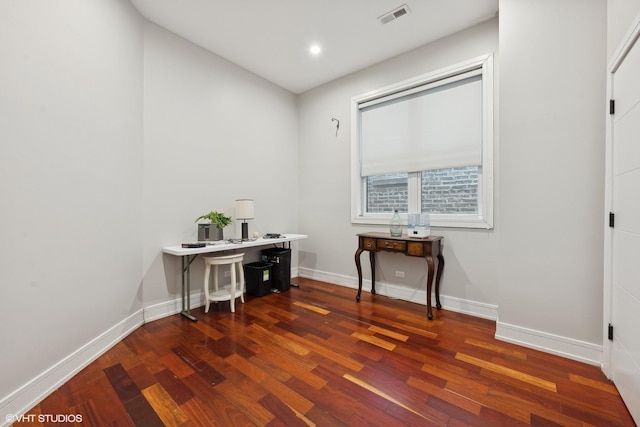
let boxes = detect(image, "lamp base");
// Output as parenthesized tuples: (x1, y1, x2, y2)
(241, 222, 249, 241)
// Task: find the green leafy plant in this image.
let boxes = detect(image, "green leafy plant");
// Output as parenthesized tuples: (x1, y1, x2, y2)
(195, 211, 232, 228)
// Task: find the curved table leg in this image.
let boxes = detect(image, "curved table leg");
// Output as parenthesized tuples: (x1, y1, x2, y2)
(355, 248, 364, 301)
(370, 251, 376, 295)
(435, 251, 445, 310)
(425, 255, 435, 320)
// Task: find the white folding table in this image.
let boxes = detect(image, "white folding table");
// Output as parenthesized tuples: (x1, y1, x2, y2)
(162, 234, 307, 321)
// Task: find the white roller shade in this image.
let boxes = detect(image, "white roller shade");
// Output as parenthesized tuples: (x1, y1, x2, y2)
(360, 73, 482, 177)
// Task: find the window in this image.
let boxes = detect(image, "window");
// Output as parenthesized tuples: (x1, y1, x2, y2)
(350, 54, 494, 229)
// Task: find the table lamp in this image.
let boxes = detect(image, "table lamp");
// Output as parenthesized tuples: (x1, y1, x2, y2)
(235, 199, 254, 241)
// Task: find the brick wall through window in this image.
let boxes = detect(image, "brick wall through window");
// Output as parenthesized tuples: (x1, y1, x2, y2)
(366, 166, 478, 214)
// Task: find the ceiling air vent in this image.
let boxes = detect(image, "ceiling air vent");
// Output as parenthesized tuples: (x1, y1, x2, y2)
(378, 4, 411, 25)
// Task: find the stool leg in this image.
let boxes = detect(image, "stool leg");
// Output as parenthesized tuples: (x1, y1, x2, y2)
(238, 261, 245, 304)
(204, 264, 211, 313)
(229, 264, 236, 313)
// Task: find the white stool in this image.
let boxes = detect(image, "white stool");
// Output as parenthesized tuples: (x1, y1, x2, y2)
(203, 253, 245, 313)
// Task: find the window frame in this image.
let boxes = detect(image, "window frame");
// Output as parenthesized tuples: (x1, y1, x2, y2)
(350, 54, 494, 229)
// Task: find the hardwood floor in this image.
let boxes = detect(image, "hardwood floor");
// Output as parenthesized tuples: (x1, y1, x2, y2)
(19, 278, 635, 426)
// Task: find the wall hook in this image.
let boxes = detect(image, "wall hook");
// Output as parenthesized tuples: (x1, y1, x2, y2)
(331, 118, 340, 137)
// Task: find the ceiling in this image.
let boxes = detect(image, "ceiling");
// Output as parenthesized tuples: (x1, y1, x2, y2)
(129, 0, 498, 94)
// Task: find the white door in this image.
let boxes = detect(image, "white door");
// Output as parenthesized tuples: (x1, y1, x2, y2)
(606, 17, 640, 424)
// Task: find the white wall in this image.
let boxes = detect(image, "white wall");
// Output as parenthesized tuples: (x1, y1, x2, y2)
(497, 0, 606, 359)
(298, 1, 609, 363)
(608, 0, 640, 58)
(298, 20, 500, 311)
(141, 22, 300, 309)
(0, 0, 627, 419)
(0, 0, 144, 416)
(0, 5, 300, 420)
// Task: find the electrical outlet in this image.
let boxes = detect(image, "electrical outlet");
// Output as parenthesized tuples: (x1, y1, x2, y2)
(224, 271, 231, 277)
(395, 271, 405, 278)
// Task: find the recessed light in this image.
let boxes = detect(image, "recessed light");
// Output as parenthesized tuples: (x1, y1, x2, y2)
(309, 44, 322, 56)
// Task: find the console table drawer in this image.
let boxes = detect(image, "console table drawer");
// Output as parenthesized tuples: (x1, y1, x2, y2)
(407, 242, 424, 256)
(362, 238, 377, 250)
(378, 239, 406, 252)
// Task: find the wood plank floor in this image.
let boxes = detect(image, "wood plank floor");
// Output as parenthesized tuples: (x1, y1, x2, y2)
(18, 278, 635, 426)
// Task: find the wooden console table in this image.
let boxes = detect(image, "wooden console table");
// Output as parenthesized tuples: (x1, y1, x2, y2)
(354, 232, 444, 320)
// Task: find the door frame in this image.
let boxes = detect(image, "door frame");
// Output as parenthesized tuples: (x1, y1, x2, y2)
(603, 11, 640, 378)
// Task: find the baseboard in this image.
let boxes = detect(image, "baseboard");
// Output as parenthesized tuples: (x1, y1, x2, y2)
(143, 268, 301, 322)
(299, 267, 603, 365)
(2, 268, 602, 425)
(495, 321, 603, 366)
(143, 292, 204, 323)
(0, 310, 144, 427)
(298, 267, 499, 320)
(1, 268, 302, 425)
(299, 267, 358, 290)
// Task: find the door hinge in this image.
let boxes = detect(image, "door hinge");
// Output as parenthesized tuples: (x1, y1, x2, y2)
(608, 324, 614, 341)
(609, 99, 615, 115)
(609, 212, 615, 228)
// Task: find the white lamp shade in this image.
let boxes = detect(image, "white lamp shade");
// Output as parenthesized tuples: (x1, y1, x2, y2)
(235, 199, 254, 220)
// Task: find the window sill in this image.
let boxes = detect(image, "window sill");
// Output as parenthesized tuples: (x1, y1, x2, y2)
(352, 213, 493, 230)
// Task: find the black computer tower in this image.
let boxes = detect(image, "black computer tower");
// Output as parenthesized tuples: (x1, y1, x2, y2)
(261, 247, 291, 292)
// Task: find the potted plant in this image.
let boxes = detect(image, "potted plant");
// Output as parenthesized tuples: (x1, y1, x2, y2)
(195, 211, 232, 241)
